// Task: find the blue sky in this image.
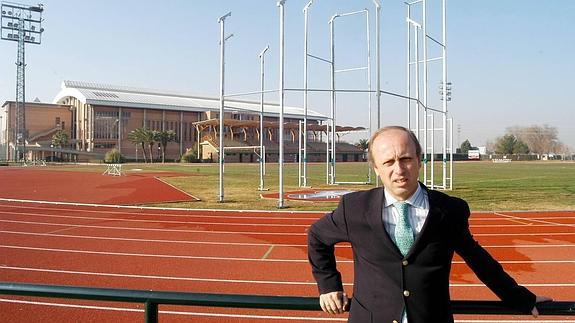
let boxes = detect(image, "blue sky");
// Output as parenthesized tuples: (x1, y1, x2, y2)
(1, 0, 574, 149)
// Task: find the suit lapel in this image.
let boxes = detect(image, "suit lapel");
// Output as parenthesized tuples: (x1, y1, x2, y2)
(366, 187, 402, 255)
(406, 186, 445, 257)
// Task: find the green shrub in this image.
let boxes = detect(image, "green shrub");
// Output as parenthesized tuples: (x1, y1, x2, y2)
(104, 148, 124, 163)
(180, 148, 198, 163)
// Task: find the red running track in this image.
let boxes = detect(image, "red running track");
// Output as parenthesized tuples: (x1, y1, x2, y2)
(1, 200, 575, 322)
(0, 168, 198, 205)
(0, 168, 574, 322)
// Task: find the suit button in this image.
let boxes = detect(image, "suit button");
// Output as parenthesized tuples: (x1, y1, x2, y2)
(402, 260, 409, 266)
(403, 290, 410, 297)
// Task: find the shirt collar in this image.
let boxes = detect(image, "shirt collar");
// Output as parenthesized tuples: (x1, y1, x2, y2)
(384, 183, 426, 209)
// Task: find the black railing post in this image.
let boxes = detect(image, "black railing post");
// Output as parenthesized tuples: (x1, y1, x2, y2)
(145, 301, 158, 323)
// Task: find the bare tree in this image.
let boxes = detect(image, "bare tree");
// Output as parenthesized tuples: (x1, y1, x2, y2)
(507, 125, 563, 154)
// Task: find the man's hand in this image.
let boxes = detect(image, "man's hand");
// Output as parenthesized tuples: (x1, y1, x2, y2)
(531, 295, 553, 317)
(319, 291, 349, 314)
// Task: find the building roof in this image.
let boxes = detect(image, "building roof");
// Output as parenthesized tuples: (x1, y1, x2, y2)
(53, 80, 328, 120)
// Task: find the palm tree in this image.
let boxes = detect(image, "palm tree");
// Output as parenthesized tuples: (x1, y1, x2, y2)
(156, 130, 177, 163)
(146, 130, 159, 163)
(128, 128, 148, 163)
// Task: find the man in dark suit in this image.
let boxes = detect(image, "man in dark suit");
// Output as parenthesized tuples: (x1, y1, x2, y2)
(308, 126, 551, 322)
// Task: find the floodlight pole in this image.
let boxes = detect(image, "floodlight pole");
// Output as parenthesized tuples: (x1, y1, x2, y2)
(258, 45, 269, 191)
(1, 2, 44, 161)
(277, 0, 286, 208)
(217, 11, 231, 203)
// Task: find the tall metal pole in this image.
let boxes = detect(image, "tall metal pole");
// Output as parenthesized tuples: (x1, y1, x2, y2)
(329, 15, 337, 185)
(365, 9, 373, 184)
(277, 0, 286, 208)
(442, 0, 448, 189)
(2, 3, 44, 161)
(372, 0, 381, 132)
(15, 19, 25, 161)
(301, 0, 313, 188)
(217, 12, 231, 203)
(258, 45, 269, 192)
(423, 0, 429, 188)
(406, 3, 411, 131)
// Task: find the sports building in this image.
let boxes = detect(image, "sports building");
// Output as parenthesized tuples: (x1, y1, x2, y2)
(1, 80, 365, 162)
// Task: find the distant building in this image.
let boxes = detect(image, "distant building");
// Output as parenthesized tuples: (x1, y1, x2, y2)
(1, 81, 365, 162)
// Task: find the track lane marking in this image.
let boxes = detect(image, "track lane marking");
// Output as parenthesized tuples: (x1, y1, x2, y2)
(3, 245, 575, 264)
(5, 230, 574, 249)
(0, 198, 325, 215)
(0, 210, 312, 228)
(3, 267, 573, 288)
(0, 220, 308, 236)
(262, 245, 275, 259)
(495, 212, 575, 228)
(3, 219, 575, 237)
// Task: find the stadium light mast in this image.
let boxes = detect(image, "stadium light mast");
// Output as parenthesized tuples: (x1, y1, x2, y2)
(1, 2, 44, 161)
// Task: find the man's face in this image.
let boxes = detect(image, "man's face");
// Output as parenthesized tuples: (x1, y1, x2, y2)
(371, 129, 422, 201)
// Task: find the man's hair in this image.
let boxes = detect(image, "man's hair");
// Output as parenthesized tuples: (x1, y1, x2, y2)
(368, 126, 422, 164)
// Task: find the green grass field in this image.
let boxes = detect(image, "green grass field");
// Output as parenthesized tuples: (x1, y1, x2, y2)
(97, 160, 575, 212)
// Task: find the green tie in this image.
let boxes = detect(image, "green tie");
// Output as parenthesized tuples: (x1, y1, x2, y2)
(394, 202, 414, 256)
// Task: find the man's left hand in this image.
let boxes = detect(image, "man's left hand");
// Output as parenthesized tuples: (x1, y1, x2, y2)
(531, 295, 553, 317)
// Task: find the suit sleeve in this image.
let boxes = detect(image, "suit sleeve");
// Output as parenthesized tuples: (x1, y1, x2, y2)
(452, 199, 536, 314)
(308, 196, 350, 294)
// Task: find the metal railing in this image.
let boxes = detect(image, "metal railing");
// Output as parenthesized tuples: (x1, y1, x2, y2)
(1, 282, 574, 322)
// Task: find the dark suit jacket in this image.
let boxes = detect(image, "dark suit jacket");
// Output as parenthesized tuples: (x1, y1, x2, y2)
(308, 184, 536, 323)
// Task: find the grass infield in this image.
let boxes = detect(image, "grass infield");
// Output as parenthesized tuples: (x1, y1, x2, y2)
(79, 160, 575, 212)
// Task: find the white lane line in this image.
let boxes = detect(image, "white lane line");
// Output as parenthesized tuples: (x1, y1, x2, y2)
(495, 212, 575, 228)
(0, 266, 324, 286)
(0, 203, 321, 221)
(0, 230, 309, 247)
(0, 210, 311, 228)
(4, 219, 575, 237)
(3, 245, 575, 264)
(0, 299, 346, 321)
(0, 220, 308, 236)
(0, 245, 315, 263)
(3, 266, 573, 288)
(0, 198, 325, 215)
(7, 230, 574, 249)
(262, 245, 275, 259)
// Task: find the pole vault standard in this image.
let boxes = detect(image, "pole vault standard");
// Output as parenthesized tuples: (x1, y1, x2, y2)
(406, 0, 452, 190)
(277, 0, 286, 208)
(328, 9, 373, 185)
(217, 11, 232, 203)
(258, 45, 270, 192)
(300, 0, 313, 188)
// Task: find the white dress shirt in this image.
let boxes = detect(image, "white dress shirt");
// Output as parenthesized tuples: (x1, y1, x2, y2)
(382, 184, 430, 323)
